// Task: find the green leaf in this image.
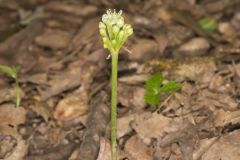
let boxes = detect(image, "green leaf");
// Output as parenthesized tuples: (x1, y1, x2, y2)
(144, 90, 160, 107)
(145, 73, 163, 91)
(0, 65, 18, 79)
(198, 17, 216, 32)
(159, 81, 181, 93)
(144, 73, 181, 107)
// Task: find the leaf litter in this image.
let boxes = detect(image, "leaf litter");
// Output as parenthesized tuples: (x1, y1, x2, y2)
(0, 0, 240, 160)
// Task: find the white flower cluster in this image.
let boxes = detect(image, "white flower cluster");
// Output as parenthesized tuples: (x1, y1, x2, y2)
(102, 9, 124, 27)
(99, 9, 133, 54)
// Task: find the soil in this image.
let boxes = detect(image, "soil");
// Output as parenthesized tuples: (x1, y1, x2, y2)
(0, 0, 240, 160)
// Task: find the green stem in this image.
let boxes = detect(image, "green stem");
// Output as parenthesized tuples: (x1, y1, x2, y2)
(111, 52, 118, 160)
(15, 78, 20, 107)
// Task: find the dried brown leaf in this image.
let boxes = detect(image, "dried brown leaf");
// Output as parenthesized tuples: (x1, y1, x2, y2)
(30, 102, 52, 122)
(125, 135, 152, 160)
(4, 135, 28, 160)
(132, 112, 183, 144)
(198, 90, 238, 111)
(46, 2, 97, 17)
(53, 88, 89, 121)
(96, 138, 112, 160)
(193, 137, 218, 160)
(175, 38, 210, 57)
(35, 29, 72, 50)
(96, 137, 130, 160)
(117, 114, 136, 138)
(202, 130, 240, 160)
(118, 83, 146, 110)
(129, 39, 159, 62)
(0, 104, 26, 126)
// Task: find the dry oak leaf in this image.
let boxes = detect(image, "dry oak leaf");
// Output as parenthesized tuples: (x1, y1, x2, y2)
(96, 138, 129, 160)
(125, 135, 152, 160)
(53, 89, 89, 121)
(131, 112, 183, 144)
(117, 113, 136, 138)
(202, 130, 240, 160)
(0, 104, 26, 127)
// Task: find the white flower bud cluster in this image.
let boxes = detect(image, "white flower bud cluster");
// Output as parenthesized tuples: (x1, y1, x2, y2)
(99, 9, 133, 54)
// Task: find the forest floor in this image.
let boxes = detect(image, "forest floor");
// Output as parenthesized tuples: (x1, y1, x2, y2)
(0, 0, 240, 160)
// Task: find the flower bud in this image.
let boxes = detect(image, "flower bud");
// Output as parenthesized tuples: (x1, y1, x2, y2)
(126, 27, 133, 36)
(113, 25, 120, 37)
(118, 30, 124, 43)
(99, 22, 106, 29)
(117, 18, 124, 27)
(125, 24, 131, 29)
(103, 37, 108, 44)
(103, 44, 108, 49)
(99, 28, 107, 37)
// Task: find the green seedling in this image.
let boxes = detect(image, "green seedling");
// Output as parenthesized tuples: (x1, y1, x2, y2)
(144, 73, 181, 107)
(99, 9, 133, 160)
(0, 65, 21, 107)
(198, 17, 216, 32)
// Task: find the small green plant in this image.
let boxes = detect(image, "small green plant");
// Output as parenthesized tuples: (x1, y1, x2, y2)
(144, 73, 181, 107)
(198, 17, 216, 32)
(99, 9, 133, 160)
(0, 65, 21, 107)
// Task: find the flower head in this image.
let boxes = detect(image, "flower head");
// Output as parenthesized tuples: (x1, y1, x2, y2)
(99, 9, 133, 54)
(102, 10, 124, 27)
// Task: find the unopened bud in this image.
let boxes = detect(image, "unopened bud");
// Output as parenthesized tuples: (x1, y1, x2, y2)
(127, 28, 133, 36)
(113, 25, 120, 37)
(117, 19, 124, 27)
(103, 44, 108, 48)
(118, 30, 124, 43)
(99, 22, 106, 29)
(100, 28, 106, 36)
(103, 37, 108, 43)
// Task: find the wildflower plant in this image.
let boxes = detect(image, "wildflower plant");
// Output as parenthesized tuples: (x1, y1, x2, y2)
(144, 73, 181, 107)
(0, 65, 21, 107)
(99, 9, 133, 160)
(198, 17, 216, 32)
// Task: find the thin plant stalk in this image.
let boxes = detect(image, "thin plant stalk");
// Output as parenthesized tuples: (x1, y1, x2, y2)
(99, 10, 133, 160)
(111, 52, 118, 160)
(15, 78, 20, 107)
